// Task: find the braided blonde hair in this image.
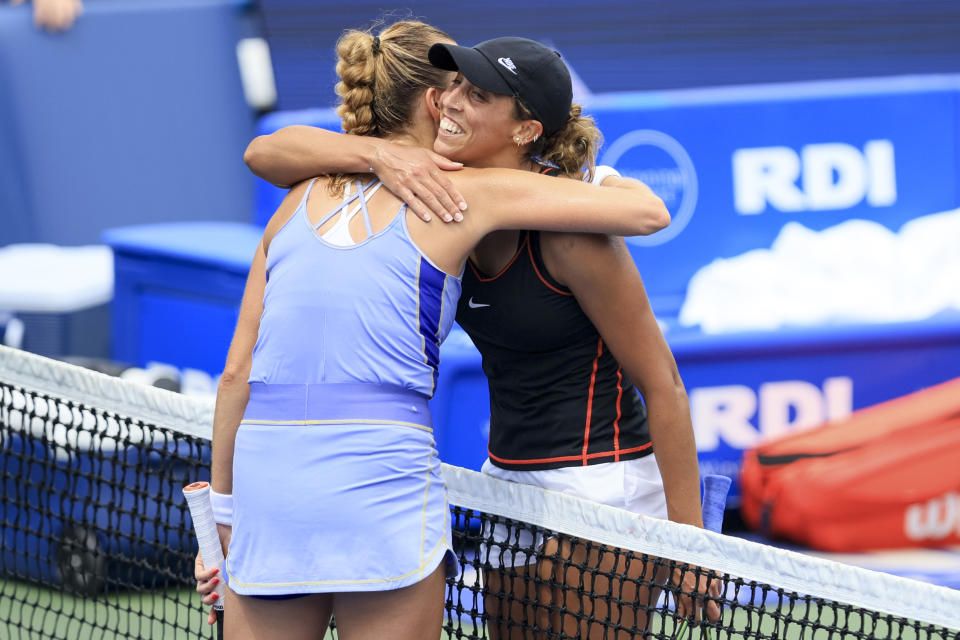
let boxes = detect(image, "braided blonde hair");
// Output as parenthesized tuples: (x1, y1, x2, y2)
(335, 20, 453, 137)
(330, 21, 453, 195)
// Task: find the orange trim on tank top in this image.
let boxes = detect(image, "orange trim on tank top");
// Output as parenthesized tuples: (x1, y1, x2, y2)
(581, 337, 603, 464)
(527, 238, 573, 296)
(613, 367, 624, 461)
(487, 442, 652, 466)
(467, 233, 529, 282)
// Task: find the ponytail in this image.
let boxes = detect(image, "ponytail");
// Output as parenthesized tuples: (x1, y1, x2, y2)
(517, 102, 602, 180)
(334, 31, 378, 136)
(334, 20, 453, 139)
(538, 104, 602, 180)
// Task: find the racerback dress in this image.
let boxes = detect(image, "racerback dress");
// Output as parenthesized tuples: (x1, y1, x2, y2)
(225, 178, 462, 595)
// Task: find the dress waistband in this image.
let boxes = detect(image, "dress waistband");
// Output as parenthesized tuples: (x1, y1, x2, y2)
(243, 383, 432, 430)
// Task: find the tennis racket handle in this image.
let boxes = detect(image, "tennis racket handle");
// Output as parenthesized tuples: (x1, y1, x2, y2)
(183, 482, 226, 611)
(701, 474, 732, 534)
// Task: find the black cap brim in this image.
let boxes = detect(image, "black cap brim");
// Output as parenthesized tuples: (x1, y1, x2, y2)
(428, 43, 514, 97)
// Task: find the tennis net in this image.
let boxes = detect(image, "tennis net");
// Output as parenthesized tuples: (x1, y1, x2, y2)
(2, 345, 958, 639)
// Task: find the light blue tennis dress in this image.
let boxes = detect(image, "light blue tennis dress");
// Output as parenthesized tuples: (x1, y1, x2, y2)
(226, 178, 462, 596)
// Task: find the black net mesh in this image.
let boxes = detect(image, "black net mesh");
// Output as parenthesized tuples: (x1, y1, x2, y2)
(1, 363, 959, 640)
(440, 509, 958, 640)
(0, 380, 213, 639)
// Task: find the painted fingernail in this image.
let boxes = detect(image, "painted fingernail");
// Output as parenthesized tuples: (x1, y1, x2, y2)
(459, 201, 468, 210)
(454, 212, 463, 222)
(212, 593, 219, 600)
(212, 568, 219, 575)
(423, 214, 432, 222)
(443, 214, 453, 222)
(212, 578, 220, 586)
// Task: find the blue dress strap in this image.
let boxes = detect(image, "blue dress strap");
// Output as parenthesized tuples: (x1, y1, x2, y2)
(311, 178, 383, 237)
(355, 178, 379, 237)
(313, 181, 363, 230)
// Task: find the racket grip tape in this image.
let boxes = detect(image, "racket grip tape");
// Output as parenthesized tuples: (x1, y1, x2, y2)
(701, 474, 732, 534)
(183, 481, 226, 611)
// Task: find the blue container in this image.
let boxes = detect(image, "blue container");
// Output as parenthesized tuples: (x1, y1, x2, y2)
(104, 222, 262, 374)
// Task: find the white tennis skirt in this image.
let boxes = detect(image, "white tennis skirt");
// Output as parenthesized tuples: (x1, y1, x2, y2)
(225, 383, 458, 596)
(480, 454, 668, 567)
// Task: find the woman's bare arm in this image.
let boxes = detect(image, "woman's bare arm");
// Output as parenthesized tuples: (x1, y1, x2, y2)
(245, 126, 666, 236)
(245, 125, 364, 188)
(210, 180, 311, 495)
(542, 232, 721, 622)
(244, 125, 466, 222)
(207, 238, 262, 564)
(210, 245, 264, 496)
(541, 233, 702, 527)
(451, 168, 670, 238)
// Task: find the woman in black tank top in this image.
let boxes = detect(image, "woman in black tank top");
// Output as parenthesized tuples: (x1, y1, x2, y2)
(242, 34, 719, 640)
(434, 37, 720, 639)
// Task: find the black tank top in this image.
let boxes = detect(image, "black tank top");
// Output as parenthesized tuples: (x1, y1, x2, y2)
(455, 226, 652, 471)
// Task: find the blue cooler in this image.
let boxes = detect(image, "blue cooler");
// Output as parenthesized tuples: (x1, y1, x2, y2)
(103, 222, 262, 375)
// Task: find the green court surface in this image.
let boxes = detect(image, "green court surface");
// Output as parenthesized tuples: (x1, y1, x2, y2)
(1, 580, 942, 640)
(655, 607, 936, 640)
(442, 607, 936, 640)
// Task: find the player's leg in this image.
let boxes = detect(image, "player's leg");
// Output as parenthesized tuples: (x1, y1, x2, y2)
(333, 561, 447, 640)
(223, 587, 332, 640)
(484, 561, 546, 640)
(545, 536, 662, 640)
(481, 516, 550, 640)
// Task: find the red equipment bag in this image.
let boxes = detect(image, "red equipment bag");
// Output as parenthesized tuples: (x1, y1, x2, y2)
(740, 377, 960, 551)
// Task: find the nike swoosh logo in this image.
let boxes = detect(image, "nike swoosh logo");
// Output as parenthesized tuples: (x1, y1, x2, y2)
(467, 297, 491, 309)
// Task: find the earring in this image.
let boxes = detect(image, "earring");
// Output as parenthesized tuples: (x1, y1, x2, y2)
(514, 137, 523, 146)
(532, 134, 539, 143)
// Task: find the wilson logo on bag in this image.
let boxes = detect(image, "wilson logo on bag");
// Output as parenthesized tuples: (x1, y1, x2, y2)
(740, 377, 960, 552)
(905, 492, 960, 541)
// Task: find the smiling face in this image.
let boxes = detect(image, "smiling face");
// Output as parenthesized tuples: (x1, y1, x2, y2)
(434, 75, 541, 170)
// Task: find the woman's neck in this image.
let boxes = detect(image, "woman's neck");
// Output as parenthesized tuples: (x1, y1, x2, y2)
(384, 130, 432, 149)
(467, 150, 537, 173)
(386, 108, 439, 149)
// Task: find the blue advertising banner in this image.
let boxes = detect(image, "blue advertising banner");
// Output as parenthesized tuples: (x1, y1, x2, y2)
(257, 76, 960, 314)
(585, 75, 960, 315)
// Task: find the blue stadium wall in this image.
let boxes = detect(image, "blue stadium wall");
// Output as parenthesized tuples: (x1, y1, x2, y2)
(258, 0, 960, 110)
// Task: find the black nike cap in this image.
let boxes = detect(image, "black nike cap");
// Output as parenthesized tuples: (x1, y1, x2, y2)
(428, 37, 573, 137)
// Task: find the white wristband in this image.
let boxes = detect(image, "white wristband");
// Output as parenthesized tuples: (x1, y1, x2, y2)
(590, 165, 621, 186)
(209, 489, 233, 527)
